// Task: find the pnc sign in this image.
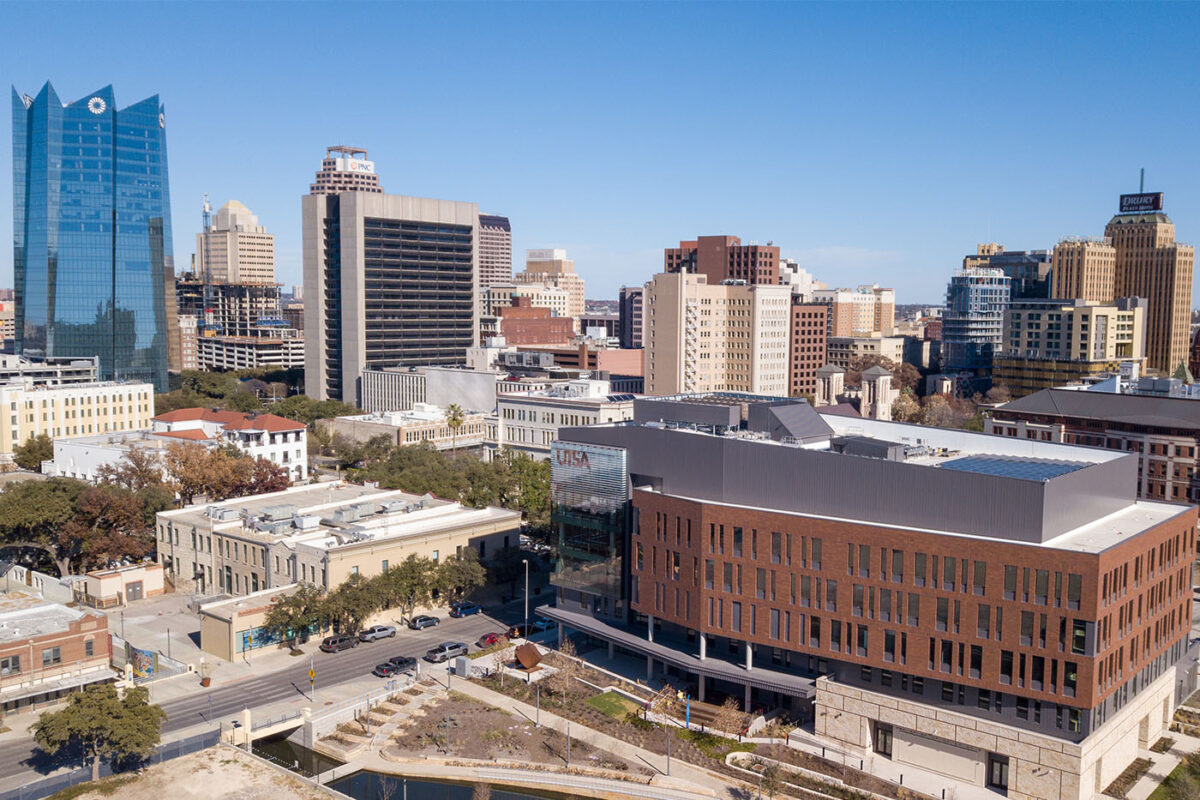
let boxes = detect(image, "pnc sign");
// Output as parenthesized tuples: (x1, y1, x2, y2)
(555, 448, 591, 470)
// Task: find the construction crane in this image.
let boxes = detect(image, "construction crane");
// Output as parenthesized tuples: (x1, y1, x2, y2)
(199, 194, 220, 335)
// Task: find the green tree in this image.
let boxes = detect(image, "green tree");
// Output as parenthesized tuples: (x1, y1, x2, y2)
(13, 433, 54, 472)
(33, 683, 166, 781)
(325, 573, 378, 634)
(263, 583, 327, 648)
(273, 395, 359, 426)
(891, 390, 921, 423)
(380, 554, 435, 622)
(434, 549, 486, 606)
(446, 403, 465, 451)
(0, 478, 85, 575)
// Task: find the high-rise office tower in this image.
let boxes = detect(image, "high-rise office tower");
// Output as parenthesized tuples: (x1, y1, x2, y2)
(1050, 238, 1116, 304)
(618, 285, 644, 349)
(1107, 197, 1194, 374)
(310, 146, 383, 195)
(941, 267, 1011, 372)
(643, 271, 791, 396)
(303, 149, 478, 405)
(514, 249, 586, 323)
(965, 244, 1052, 300)
(664, 235, 780, 285)
(12, 83, 174, 391)
(478, 215, 512, 288)
(196, 200, 276, 285)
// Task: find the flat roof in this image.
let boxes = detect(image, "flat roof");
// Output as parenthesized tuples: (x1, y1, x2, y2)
(0, 591, 86, 643)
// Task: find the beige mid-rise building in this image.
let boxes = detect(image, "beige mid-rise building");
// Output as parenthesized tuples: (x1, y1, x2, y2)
(1107, 211, 1195, 374)
(515, 249, 585, 323)
(813, 285, 895, 336)
(478, 215, 512, 289)
(196, 200, 276, 285)
(0, 381, 154, 460)
(1004, 298, 1146, 362)
(482, 283, 571, 320)
(1051, 238, 1116, 304)
(644, 271, 791, 396)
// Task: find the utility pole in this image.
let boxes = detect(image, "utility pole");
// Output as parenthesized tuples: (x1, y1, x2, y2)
(522, 559, 530, 635)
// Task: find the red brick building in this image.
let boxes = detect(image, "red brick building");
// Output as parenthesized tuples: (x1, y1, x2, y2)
(665, 235, 780, 285)
(546, 396, 1197, 800)
(496, 297, 576, 346)
(789, 303, 827, 398)
(0, 592, 113, 713)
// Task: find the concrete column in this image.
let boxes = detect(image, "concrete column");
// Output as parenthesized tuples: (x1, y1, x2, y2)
(698, 675, 706, 702)
(646, 655, 654, 682)
(557, 622, 564, 643)
(240, 707, 253, 749)
(745, 642, 753, 670)
(607, 640, 614, 659)
(699, 634, 706, 661)
(744, 683, 752, 712)
(647, 615, 655, 643)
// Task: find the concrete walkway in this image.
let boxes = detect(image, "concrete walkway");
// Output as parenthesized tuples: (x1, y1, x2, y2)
(1125, 730, 1200, 800)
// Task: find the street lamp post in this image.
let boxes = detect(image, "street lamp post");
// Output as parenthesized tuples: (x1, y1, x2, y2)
(536, 683, 541, 727)
(522, 559, 530, 635)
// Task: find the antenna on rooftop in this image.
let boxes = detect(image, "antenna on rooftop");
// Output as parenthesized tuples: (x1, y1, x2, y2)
(1139, 168, 1145, 193)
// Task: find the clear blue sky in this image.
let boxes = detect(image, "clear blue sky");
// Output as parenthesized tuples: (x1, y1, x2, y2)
(4, 1, 1200, 304)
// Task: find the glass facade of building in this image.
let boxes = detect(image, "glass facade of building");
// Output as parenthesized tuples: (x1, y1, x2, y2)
(12, 83, 173, 391)
(550, 440, 629, 615)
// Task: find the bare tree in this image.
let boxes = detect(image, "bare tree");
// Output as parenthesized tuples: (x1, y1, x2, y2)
(472, 783, 492, 800)
(712, 696, 749, 738)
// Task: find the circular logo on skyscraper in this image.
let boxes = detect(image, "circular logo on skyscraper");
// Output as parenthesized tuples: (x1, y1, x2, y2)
(87, 97, 106, 115)
(159, 112, 165, 128)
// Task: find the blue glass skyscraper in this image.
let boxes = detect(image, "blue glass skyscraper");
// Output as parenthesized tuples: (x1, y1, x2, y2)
(12, 82, 174, 391)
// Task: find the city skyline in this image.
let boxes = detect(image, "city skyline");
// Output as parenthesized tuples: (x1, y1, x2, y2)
(4, 3, 1200, 304)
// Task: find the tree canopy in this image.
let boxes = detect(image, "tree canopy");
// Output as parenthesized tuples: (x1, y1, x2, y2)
(13, 433, 54, 471)
(163, 441, 289, 505)
(33, 683, 166, 781)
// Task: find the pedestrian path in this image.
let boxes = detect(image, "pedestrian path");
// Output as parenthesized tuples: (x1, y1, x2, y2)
(1125, 730, 1200, 800)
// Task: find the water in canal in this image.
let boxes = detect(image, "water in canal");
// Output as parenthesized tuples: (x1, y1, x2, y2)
(329, 771, 570, 800)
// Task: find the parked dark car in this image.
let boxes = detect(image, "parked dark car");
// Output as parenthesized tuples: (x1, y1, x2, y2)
(387, 655, 418, 673)
(449, 602, 482, 618)
(319, 634, 358, 653)
(408, 615, 439, 630)
(358, 625, 397, 642)
(372, 662, 401, 677)
(424, 642, 468, 663)
(506, 623, 533, 639)
(476, 632, 506, 648)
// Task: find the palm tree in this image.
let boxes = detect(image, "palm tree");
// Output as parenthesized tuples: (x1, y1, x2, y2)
(446, 403, 465, 452)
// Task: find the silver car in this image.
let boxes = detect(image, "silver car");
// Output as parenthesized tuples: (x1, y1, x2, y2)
(424, 641, 468, 662)
(358, 625, 397, 643)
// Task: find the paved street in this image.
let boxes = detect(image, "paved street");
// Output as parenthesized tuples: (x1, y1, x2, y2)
(0, 611, 509, 788)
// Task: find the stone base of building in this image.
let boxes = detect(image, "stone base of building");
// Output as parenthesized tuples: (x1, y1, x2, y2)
(815, 669, 1175, 800)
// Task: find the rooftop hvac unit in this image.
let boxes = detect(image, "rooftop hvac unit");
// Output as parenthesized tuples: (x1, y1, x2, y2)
(379, 501, 404, 513)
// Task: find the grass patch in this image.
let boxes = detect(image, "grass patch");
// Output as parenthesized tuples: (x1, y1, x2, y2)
(1148, 753, 1200, 800)
(586, 691, 638, 719)
(49, 774, 138, 799)
(677, 728, 756, 760)
(468, 642, 507, 660)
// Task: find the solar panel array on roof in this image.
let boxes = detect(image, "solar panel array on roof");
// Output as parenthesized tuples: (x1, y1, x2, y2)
(607, 394, 637, 402)
(937, 455, 1088, 482)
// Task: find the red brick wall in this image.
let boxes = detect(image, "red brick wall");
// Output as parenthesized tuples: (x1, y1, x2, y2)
(629, 490, 1196, 712)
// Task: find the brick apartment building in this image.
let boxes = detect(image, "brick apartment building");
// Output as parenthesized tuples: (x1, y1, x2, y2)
(543, 394, 1196, 800)
(789, 303, 827, 397)
(496, 297, 576, 346)
(665, 235, 780, 285)
(988, 388, 1200, 503)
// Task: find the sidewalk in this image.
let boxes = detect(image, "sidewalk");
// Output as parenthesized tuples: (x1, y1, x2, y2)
(1126, 730, 1200, 800)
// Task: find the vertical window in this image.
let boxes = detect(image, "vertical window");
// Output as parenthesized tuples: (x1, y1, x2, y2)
(970, 645, 982, 679)
(914, 553, 926, 586)
(884, 630, 896, 662)
(853, 585, 865, 617)
(705, 559, 714, 589)
(810, 615, 821, 647)
(859, 544, 870, 577)
(1064, 662, 1078, 696)
(936, 598, 949, 631)
(1020, 611, 1034, 646)
(1067, 574, 1082, 610)
(826, 580, 838, 612)
(977, 604, 990, 638)
(757, 568, 767, 599)
(812, 538, 822, 570)
(857, 625, 868, 657)
(1000, 650, 1013, 684)
(943, 557, 956, 591)
(800, 575, 811, 607)
(892, 550, 904, 583)
(732, 527, 743, 558)
(731, 601, 742, 633)
(907, 593, 919, 626)
(1072, 620, 1087, 654)
(771, 531, 781, 564)
(1004, 565, 1017, 600)
(973, 561, 986, 595)
(1035, 570, 1049, 605)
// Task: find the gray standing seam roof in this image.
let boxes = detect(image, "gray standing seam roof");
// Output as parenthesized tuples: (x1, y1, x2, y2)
(999, 388, 1200, 431)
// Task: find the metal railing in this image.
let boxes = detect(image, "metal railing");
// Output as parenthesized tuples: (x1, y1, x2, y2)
(251, 710, 303, 732)
(0, 728, 220, 800)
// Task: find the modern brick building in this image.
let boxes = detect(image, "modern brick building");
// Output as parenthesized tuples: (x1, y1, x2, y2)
(496, 297, 576, 346)
(665, 235, 780, 285)
(544, 394, 1196, 800)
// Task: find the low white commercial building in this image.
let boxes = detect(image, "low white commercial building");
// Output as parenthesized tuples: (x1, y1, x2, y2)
(317, 403, 487, 451)
(487, 379, 637, 459)
(152, 408, 308, 481)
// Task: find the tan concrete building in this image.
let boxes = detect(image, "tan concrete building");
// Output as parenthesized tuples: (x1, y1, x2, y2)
(0, 380, 153, 461)
(825, 336, 906, 370)
(813, 286, 896, 337)
(1108, 210, 1195, 374)
(1051, 238, 1116, 304)
(487, 379, 637, 459)
(317, 404, 488, 451)
(1004, 298, 1145, 363)
(478, 214, 512, 289)
(196, 200, 275, 285)
(644, 271, 791, 396)
(482, 283, 571, 320)
(515, 249, 585, 323)
(156, 482, 519, 597)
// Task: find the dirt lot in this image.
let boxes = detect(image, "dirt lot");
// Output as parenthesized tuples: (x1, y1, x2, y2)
(54, 746, 327, 800)
(385, 692, 650, 776)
